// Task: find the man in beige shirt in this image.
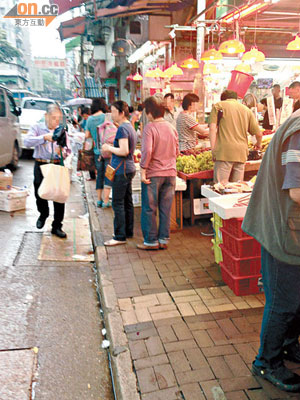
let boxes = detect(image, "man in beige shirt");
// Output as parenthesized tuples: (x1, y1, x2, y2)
(209, 90, 262, 184)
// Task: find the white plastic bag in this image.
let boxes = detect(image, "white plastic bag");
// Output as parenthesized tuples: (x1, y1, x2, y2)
(38, 164, 70, 204)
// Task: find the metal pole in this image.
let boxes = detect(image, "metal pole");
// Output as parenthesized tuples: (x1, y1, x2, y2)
(80, 35, 86, 97)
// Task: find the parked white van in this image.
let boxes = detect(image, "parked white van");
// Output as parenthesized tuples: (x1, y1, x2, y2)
(19, 97, 56, 149)
(0, 85, 22, 169)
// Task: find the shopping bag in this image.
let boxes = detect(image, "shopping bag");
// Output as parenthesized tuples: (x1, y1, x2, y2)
(77, 149, 95, 171)
(105, 160, 125, 182)
(38, 164, 70, 204)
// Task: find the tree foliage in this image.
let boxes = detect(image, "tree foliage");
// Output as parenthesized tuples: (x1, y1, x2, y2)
(0, 30, 21, 63)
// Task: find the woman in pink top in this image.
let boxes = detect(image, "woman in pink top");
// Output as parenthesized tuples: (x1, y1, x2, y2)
(137, 96, 179, 251)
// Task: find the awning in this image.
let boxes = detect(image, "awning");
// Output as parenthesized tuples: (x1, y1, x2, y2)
(0, 76, 18, 84)
(85, 77, 101, 98)
(65, 36, 81, 52)
(58, 16, 86, 40)
(95, 0, 194, 18)
(49, 0, 84, 15)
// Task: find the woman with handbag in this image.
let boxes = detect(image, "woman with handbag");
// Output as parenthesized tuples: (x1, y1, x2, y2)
(102, 101, 137, 246)
(96, 121, 117, 207)
(85, 98, 107, 207)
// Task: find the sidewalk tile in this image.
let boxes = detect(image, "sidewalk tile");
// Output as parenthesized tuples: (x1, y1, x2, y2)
(179, 383, 206, 400)
(127, 326, 158, 341)
(233, 343, 257, 364)
(206, 328, 228, 346)
(184, 348, 209, 370)
(207, 356, 234, 379)
(153, 317, 182, 327)
(136, 308, 152, 323)
(148, 304, 177, 314)
(186, 320, 217, 331)
(154, 364, 177, 389)
(134, 294, 159, 303)
(171, 289, 197, 297)
(157, 326, 177, 343)
(168, 351, 191, 373)
(200, 380, 225, 400)
(151, 310, 180, 321)
(245, 389, 270, 400)
(173, 295, 200, 304)
(118, 298, 133, 311)
(177, 303, 195, 317)
(134, 355, 169, 370)
(176, 368, 214, 385)
(156, 292, 172, 305)
(225, 391, 249, 400)
(136, 367, 159, 393)
(141, 386, 181, 400)
(217, 319, 241, 339)
(121, 310, 137, 326)
(129, 340, 148, 360)
(145, 336, 164, 356)
(192, 330, 214, 347)
(219, 376, 261, 392)
(190, 301, 210, 315)
(232, 317, 255, 334)
(172, 322, 193, 341)
(202, 345, 237, 358)
(164, 339, 198, 353)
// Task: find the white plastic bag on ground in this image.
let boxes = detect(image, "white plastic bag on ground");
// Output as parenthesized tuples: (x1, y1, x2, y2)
(38, 164, 70, 204)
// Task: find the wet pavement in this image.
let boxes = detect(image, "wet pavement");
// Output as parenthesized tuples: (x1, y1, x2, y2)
(85, 177, 300, 400)
(0, 159, 113, 400)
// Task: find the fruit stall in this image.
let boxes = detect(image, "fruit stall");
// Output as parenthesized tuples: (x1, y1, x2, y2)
(175, 133, 273, 225)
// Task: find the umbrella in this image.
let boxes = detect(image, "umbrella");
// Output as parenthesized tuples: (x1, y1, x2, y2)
(66, 98, 92, 106)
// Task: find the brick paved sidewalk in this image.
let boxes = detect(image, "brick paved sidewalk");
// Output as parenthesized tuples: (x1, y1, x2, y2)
(86, 178, 300, 400)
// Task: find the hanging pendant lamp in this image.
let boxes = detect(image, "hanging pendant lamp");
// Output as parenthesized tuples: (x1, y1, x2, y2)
(201, 47, 223, 61)
(163, 67, 174, 78)
(145, 69, 155, 78)
(170, 63, 183, 75)
(235, 62, 251, 73)
(219, 39, 245, 54)
(242, 47, 265, 62)
(132, 72, 143, 81)
(287, 35, 300, 51)
(126, 74, 134, 81)
(203, 63, 220, 75)
(180, 57, 199, 69)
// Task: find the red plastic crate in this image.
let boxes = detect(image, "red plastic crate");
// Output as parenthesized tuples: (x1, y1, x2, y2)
(220, 263, 261, 296)
(222, 218, 249, 238)
(220, 227, 261, 258)
(220, 244, 261, 277)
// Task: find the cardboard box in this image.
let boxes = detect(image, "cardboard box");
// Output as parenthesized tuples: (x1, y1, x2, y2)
(193, 198, 212, 215)
(0, 186, 28, 212)
(0, 171, 13, 190)
(132, 189, 141, 207)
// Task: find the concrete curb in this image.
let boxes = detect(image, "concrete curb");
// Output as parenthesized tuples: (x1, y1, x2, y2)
(83, 175, 140, 400)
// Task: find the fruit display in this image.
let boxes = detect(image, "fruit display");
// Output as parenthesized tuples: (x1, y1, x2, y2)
(248, 135, 272, 154)
(176, 151, 214, 174)
(134, 149, 141, 163)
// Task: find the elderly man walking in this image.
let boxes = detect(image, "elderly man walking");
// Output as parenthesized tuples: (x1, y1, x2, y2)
(24, 104, 67, 238)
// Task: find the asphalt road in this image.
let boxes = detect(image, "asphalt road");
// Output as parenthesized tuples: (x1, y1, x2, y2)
(0, 159, 114, 400)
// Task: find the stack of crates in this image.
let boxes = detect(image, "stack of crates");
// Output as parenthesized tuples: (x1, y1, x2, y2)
(219, 218, 262, 296)
(211, 213, 223, 264)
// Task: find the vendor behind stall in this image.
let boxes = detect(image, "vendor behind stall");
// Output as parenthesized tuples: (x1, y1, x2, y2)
(288, 81, 300, 113)
(176, 93, 209, 151)
(209, 90, 262, 184)
(260, 84, 283, 130)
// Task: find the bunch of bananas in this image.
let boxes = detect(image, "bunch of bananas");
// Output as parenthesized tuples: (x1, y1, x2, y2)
(248, 136, 272, 153)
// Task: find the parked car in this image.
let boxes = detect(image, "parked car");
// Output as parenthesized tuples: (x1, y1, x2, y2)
(19, 97, 57, 149)
(0, 85, 22, 169)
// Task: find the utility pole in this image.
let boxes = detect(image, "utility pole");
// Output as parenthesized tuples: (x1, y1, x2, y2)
(80, 35, 86, 97)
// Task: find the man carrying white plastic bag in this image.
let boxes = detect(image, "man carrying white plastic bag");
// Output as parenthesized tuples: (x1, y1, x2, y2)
(24, 104, 70, 238)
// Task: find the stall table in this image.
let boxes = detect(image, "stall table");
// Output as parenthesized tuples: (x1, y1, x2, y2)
(177, 160, 262, 225)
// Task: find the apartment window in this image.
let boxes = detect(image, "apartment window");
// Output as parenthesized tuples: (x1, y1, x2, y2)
(130, 21, 141, 35)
